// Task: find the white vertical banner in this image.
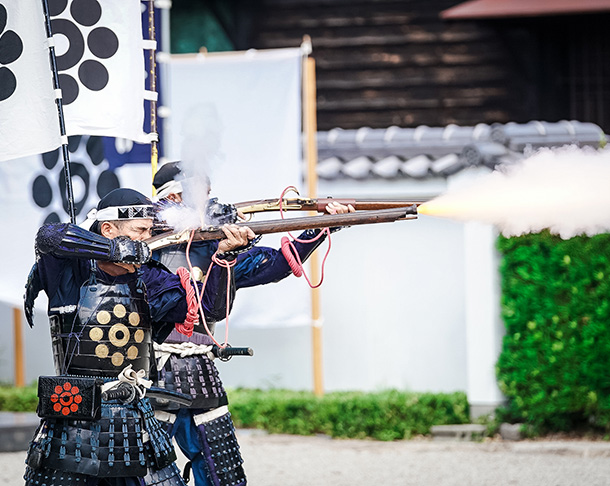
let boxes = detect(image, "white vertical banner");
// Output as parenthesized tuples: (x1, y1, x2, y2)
(0, 154, 45, 305)
(0, 1, 62, 162)
(49, 0, 149, 142)
(165, 48, 307, 328)
(165, 49, 303, 201)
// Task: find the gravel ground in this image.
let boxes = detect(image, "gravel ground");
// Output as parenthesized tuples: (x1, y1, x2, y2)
(2, 431, 610, 485)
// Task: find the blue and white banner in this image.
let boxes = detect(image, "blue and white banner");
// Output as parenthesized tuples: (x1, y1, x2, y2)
(0, 1, 62, 162)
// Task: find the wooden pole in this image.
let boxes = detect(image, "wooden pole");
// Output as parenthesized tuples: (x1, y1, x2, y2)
(13, 307, 25, 387)
(148, 0, 159, 195)
(302, 40, 324, 397)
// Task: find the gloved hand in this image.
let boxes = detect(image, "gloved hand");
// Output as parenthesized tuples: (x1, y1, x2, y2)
(110, 236, 151, 264)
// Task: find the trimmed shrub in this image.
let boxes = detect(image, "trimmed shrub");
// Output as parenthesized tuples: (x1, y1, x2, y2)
(0, 385, 38, 412)
(228, 388, 469, 440)
(497, 231, 610, 432)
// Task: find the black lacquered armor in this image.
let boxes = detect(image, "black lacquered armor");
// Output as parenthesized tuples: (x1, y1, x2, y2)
(52, 279, 153, 378)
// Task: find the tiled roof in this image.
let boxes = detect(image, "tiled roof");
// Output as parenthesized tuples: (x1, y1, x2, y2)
(316, 121, 605, 180)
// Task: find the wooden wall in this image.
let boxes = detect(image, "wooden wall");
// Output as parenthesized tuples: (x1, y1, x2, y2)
(249, 0, 531, 130)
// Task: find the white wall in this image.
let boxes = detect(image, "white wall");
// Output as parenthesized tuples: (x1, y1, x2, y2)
(217, 178, 471, 393)
(0, 299, 54, 385)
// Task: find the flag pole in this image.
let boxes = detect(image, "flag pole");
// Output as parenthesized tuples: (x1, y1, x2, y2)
(13, 308, 25, 387)
(41, 0, 76, 224)
(147, 0, 159, 194)
(301, 36, 324, 397)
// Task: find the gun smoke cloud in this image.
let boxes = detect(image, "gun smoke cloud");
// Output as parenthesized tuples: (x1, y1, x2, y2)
(158, 103, 224, 232)
(418, 145, 610, 239)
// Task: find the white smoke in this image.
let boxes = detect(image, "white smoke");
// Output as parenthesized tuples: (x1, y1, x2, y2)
(158, 203, 205, 233)
(158, 103, 225, 232)
(420, 145, 610, 239)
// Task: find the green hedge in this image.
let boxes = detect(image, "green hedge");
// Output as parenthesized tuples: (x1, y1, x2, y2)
(0, 386, 468, 441)
(0, 385, 38, 412)
(497, 231, 610, 432)
(227, 389, 469, 440)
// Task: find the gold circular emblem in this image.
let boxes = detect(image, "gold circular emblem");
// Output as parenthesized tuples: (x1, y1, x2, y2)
(128, 312, 140, 326)
(113, 304, 126, 319)
(108, 323, 130, 348)
(134, 329, 145, 343)
(192, 266, 205, 282)
(111, 352, 124, 367)
(96, 310, 111, 325)
(95, 344, 109, 359)
(89, 327, 104, 342)
(126, 345, 139, 360)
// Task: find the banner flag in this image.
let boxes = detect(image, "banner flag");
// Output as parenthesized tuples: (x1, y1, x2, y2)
(49, 0, 149, 142)
(0, 1, 62, 162)
(165, 48, 305, 328)
(165, 48, 302, 203)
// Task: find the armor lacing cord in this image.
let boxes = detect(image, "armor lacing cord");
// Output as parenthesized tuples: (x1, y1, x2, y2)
(179, 229, 236, 349)
(101, 364, 152, 399)
(278, 186, 333, 288)
(153, 342, 215, 369)
(175, 266, 198, 337)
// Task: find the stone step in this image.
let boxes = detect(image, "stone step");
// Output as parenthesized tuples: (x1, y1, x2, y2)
(430, 424, 487, 441)
(0, 412, 40, 452)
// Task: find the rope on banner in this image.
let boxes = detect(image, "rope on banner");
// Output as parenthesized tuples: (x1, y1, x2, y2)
(41, 0, 76, 223)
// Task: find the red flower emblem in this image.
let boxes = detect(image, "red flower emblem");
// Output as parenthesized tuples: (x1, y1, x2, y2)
(50, 381, 83, 416)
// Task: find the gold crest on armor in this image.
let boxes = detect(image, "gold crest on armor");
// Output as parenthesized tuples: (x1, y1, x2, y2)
(90, 305, 146, 367)
(113, 304, 127, 318)
(96, 310, 111, 325)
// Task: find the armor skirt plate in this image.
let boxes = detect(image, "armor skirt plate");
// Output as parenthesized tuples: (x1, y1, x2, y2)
(25, 399, 176, 479)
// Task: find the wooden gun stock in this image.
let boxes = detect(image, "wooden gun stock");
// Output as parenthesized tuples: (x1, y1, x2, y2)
(146, 206, 418, 251)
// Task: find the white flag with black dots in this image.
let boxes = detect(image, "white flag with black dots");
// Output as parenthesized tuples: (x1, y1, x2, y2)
(0, 1, 62, 162)
(49, 0, 148, 142)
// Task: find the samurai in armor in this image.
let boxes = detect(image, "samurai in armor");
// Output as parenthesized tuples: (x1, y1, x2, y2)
(22, 188, 255, 486)
(150, 162, 354, 486)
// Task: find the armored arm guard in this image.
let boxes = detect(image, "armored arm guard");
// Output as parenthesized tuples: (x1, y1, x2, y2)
(35, 223, 151, 264)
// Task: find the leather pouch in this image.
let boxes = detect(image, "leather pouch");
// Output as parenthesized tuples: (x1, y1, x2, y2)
(37, 375, 102, 421)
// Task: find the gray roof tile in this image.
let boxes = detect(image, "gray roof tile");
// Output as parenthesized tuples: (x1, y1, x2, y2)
(315, 121, 604, 180)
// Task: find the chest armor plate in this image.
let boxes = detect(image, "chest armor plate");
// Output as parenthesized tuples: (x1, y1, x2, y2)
(57, 279, 153, 378)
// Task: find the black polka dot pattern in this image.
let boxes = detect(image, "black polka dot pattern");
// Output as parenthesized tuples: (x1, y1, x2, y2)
(34, 135, 121, 222)
(0, 4, 24, 102)
(48, 0, 120, 105)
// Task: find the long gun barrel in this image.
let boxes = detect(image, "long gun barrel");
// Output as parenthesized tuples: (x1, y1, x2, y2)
(146, 206, 418, 251)
(234, 197, 426, 214)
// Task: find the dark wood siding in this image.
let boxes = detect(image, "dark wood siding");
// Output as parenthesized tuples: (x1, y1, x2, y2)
(249, 0, 531, 130)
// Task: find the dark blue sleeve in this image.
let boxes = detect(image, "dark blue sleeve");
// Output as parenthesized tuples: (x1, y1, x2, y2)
(141, 262, 234, 325)
(35, 252, 90, 311)
(234, 229, 327, 289)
